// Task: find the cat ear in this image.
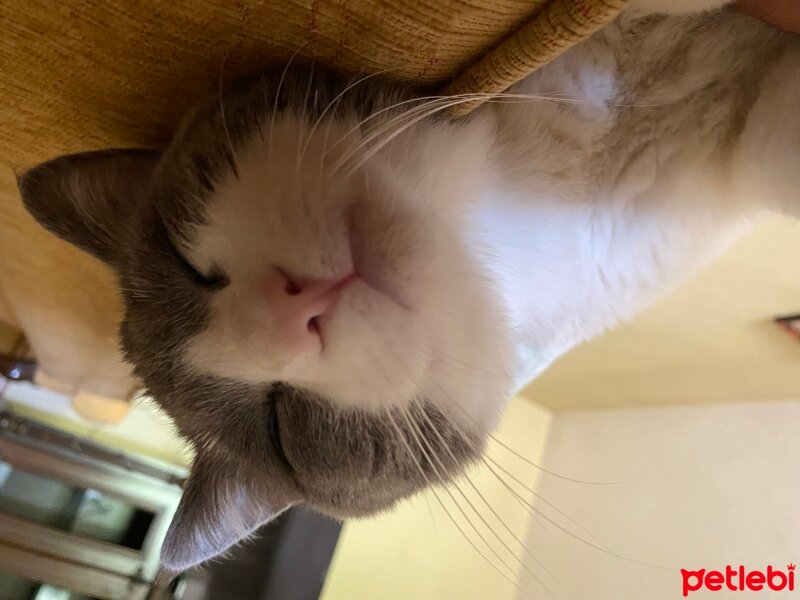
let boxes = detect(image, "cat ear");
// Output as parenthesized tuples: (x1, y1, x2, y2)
(17, 149, 159, 265)
(161, 452, 292, 572)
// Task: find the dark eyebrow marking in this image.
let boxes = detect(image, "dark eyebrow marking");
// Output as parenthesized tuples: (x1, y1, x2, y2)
(192, 154, 216, 193)
(154, 216, 228, 290)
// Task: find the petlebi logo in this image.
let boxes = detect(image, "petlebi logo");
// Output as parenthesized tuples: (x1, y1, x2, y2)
(681, 564, 795, 597)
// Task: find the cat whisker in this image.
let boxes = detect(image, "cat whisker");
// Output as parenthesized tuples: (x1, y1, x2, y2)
(429, 354, 518, 386)
(332, 96, 460, 174)
(463, 470, 562, 594)
(295, 60, 317, 177)
(371, 356, 527, 592)
(337, 97, 483, 175)
(421, 491, 438, 530)
(434, 357, 542, 386)
(447, 401, 622, 486)
(482, 454, 612, 551)
(294, 68, 399, 172)
(480, 457, 669, 570)
(409, 404, 561, 598)
(334, 86, 662, 177)
(326, 92, 489, 172)
(324, 87, 577, 163)
(428, 365, 516, 405)
(218, 46, 240, 179)
(269, 39, 318, 164)
(413, 372, 628, 568)
(323, 94, 452, 159)
(392, 409, 537, 597)
(332, 91, 583, 175)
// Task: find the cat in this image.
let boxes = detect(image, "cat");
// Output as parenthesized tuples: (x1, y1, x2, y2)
(17, 0, 799, 571)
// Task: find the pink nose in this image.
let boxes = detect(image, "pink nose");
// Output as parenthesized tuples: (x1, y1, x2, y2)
(265, 269, 354, 349)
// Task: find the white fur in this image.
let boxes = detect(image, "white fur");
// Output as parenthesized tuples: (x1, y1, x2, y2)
(185, 4, 797, 434)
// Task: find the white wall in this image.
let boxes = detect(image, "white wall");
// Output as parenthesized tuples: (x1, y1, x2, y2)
(322, 397, 552, 600)
(517, 401, 800, 600)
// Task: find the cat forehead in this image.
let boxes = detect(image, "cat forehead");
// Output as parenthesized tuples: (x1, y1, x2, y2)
(164, 67, 411, 172)
(146, 66, 414, 227)
(117, 70, 402, 363)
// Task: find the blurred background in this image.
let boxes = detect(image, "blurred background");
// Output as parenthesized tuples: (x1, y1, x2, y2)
(0, 154, 798, 600)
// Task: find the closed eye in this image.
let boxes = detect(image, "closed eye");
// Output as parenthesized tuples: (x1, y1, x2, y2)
(163, 228, 227, 289)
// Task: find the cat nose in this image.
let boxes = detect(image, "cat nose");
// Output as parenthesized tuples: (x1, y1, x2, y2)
(265, 269, 355, 348)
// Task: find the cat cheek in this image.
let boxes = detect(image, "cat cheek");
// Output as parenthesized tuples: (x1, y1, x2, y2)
(184, 285, 328, 382)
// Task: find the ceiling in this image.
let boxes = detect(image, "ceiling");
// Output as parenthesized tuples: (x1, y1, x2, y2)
(520, 216, 800, 411)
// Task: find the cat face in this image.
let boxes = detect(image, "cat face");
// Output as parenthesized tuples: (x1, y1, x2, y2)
(18, 67, 515, 570)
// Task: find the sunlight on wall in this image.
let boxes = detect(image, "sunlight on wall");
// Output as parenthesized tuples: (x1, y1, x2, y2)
(522, 217, 800, 410)
(322, 397, 552, 600)
(517, 401, 800, 600)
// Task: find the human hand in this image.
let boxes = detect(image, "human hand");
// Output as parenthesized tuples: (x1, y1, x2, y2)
(737, 0, 800, 34)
